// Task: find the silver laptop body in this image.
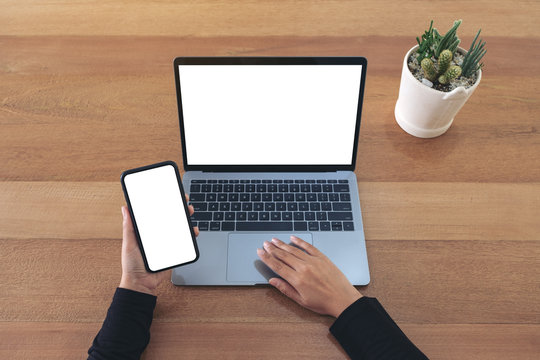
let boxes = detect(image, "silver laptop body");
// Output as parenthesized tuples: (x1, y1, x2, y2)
(171, 57, 370, 285)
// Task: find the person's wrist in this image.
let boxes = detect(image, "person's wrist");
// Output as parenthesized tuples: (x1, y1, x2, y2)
(330, 288, 363, 318)
(119, 275, 156, 296)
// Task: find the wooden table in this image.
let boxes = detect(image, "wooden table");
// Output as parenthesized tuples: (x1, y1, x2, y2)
(1, 1, 539, 359)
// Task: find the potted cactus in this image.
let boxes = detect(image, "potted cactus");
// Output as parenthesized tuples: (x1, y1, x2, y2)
(395, 20, 486, 138)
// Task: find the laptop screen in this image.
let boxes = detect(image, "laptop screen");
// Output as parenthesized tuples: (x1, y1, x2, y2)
(175, 58, 366, 170)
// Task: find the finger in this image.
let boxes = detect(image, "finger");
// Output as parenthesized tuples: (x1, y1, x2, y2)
(188, 204, 194, 216)
(263, 241, 303, 271)
(257, 247, 295, 281)
(271, 238, 309, 261)
(122, 206, 136, 247)
(193, 226, 199, 237)
(185, 194, 190, 203)
(269, 277, 303, 305)
(290, 235, 321, 257)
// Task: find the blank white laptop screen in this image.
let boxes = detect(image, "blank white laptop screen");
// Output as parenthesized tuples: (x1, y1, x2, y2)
(178, 65, 363, 165)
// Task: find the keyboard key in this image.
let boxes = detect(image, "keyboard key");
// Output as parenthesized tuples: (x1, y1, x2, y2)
(279, 184, 288, 192)
(299, 202, 309, 211)
(343, 222, 355, 231)
(262, 193, 272, 201)
(218, 180, 228, 183)
(295, 180, 304, 183)
(242, 203, 252, 211)
(284, 194, 295, 201)
(282, 212, 292, 221)
(222, 222, 235, 231)
(338, 180, 348, 183)
(293, 212, 304, 220)
(333, 184, 350, 192)
(328, 180, 337, 183)
(230, 180, 239, 183)
(206, 193, 217, 202)
(331, 221, 343, 231)
(212, 184, 223, 192)
(321, 202, 332, 211)
(213, 212, 224, 221)
(240, 180, 250, 183)
(316, 212, 327, 221)
(191, 180, 206, 183)
(228, 193, 239, 202)
(284, 180, 293, 183)
(290, 184, 299, 192)
(198, 221, 209, 231)
(308, 222, 319, 231)
(218, 194, 227, 201)
(317, 180, 326, 183)
(323, 184, 333, 192)
(312, 184, 322, 192)
(307, 193, 317, 202)
(257, 184, 267, 192)
(273, 193, 284, 201)
(235, 184, 245, 192)
(224, 184, 234, 192)
(295, 193, 306, 201)
(210, 222, 221, 231)
(333, 202, 352, 211)
(271, 212, 281, 221)
(276, 202, 286, 211)
(248, 212, 258, 220)
(209, 203, 219, 211)
(231, 202, 241, 211)
(294, 222, 307, 231)
(201, 184, 212, 192)
(189, 193, 205, 201)
(305, 212, 315, 220)
(208, 180, 217, 183)
(191, 212, 212, 221)
(340, 193, 351, 201)
(236, 222, 293, 231)
(264, 203, 275, 211)
(262, 180, 272, 183)
(254, 203, 264, 211)
(191, 202, 207, 211)
(309, 203, 320, 211)
(246, 184, 255, 192)
(320, 222, 331, 231)
(190, 184, 201, 192)
(225, 212, 235, 220)
(287, 203, 298, 211)
(251, 180, 261, 183)
(329, 193, 339, 202)
(317, 193, 328, 202)
(251, 193, 261, 202)
(306, 180, 315, 183)
(219, 203, 230, 211)
(268, 185, 278, 192)
(236, 212, 247, 221)
(300, 184, 310, 192)
(328, 212, 353, 221)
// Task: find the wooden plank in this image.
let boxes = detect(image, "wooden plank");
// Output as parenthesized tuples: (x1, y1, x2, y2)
(1, 1, 538, 37)
(1, 322, 538, 360)
(1, 238, 538, 323)
(1, 182, 538, 241)
(1, 36, 539, 182)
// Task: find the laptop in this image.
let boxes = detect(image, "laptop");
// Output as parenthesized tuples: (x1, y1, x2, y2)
(171, 57, 370, 286)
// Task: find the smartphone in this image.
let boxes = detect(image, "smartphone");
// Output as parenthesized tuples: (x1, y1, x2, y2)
(120, 160, 199, 272)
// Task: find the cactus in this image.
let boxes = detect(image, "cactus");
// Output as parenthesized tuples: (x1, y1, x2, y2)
(439, 66, 462, 84)
(421, 49, 462, 85)
(415, 19, 485, 87)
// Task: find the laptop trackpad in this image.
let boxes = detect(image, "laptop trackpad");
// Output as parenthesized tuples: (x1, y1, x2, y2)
(227, 233, 313, 283)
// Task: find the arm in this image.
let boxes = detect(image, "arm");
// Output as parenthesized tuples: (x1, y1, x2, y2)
(89, 202, 197, 360)
(258, 236, 427, 360)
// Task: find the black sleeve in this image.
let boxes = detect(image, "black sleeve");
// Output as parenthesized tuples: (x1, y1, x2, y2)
(330, 297, 428, 360)
(88, 287, 157, 360)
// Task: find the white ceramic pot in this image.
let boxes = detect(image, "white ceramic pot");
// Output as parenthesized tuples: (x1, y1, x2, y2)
(394, 45, 482, 138)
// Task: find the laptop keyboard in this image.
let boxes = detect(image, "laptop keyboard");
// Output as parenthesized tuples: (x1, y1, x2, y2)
(188, 179, 354, 232)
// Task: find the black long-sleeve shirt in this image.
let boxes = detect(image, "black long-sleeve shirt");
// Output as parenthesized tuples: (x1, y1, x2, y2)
(88, 288, 428, 359)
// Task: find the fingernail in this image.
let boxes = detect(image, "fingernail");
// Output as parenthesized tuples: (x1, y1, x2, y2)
(263, 241, 270, 249)
(256, 248, 264, 255)
(271, 238, 280, 244)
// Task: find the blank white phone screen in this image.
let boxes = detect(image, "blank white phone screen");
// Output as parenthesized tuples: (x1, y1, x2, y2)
(123, 165, 196, 271)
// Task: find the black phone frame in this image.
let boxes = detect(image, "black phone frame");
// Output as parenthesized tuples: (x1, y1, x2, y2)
(120, 160, 199, 273)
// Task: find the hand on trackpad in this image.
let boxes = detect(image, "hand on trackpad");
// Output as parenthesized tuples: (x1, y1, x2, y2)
(227, 233, 313, 283)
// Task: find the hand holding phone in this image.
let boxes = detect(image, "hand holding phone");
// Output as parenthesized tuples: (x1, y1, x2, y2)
(121, 161, 199, 273)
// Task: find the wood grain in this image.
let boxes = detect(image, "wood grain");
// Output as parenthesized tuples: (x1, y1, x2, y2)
(1, 182, 538, 241)
(1, 322, 538, 360)
(1, 36, 539, 182)
(1, 238, 538, 324)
